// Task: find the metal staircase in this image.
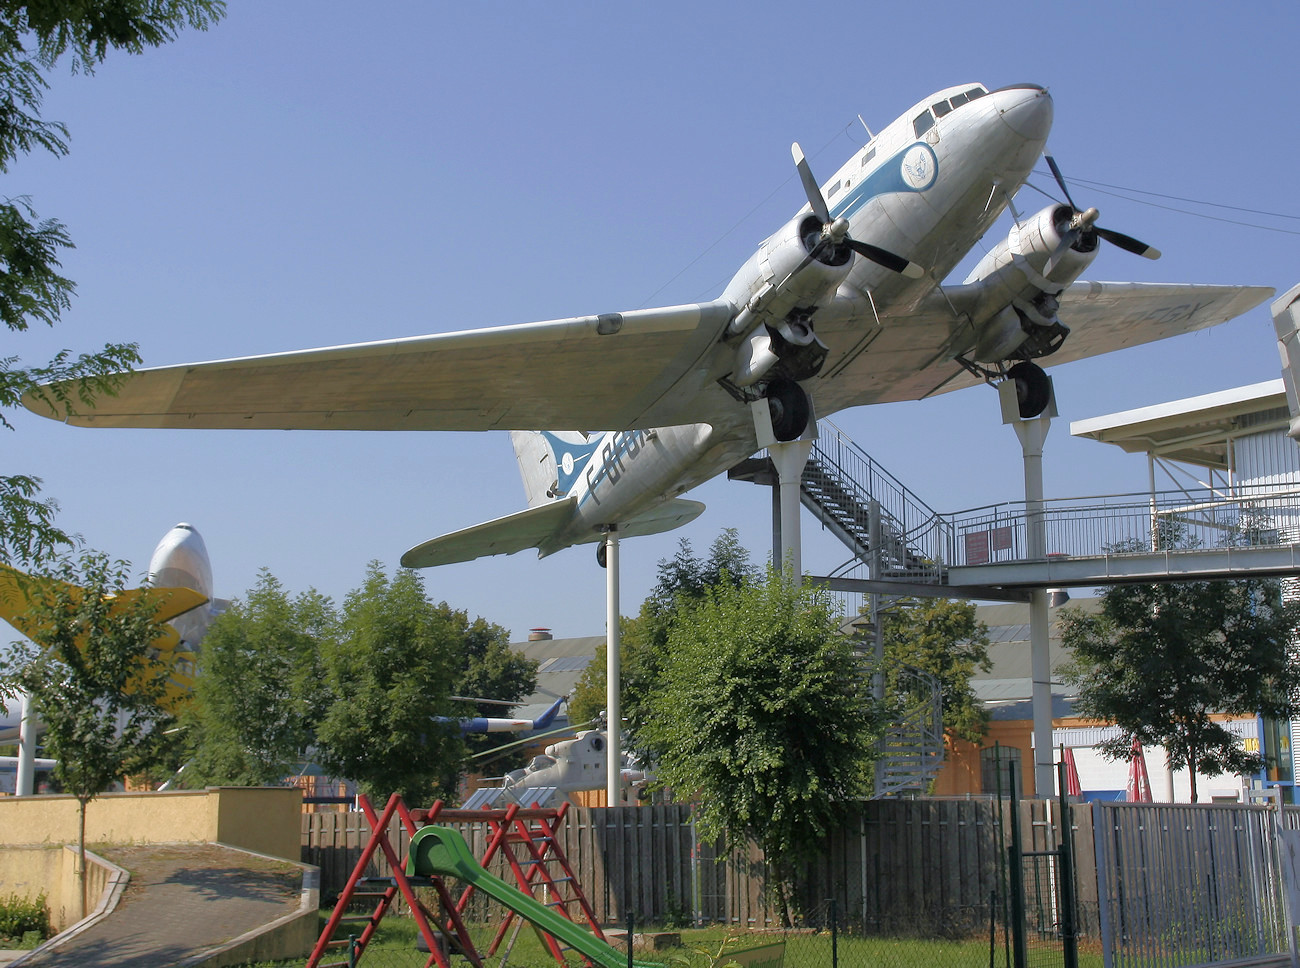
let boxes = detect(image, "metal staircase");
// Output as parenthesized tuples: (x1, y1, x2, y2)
(802, 421, 946, 583)
(872, 665, 945, 798)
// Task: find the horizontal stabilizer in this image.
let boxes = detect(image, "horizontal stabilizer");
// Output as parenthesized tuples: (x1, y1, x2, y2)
(402, 499, 576, 569)
(616, 498, 707, 539)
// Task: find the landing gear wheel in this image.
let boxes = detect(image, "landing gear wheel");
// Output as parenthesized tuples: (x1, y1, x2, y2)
(596, 540, 607, 569)
(1008, 361, 1051, 418)
(765, 377, 810, 441)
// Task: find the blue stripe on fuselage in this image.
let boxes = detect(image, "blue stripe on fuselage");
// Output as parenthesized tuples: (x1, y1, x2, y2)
(829, 142, 938, 222)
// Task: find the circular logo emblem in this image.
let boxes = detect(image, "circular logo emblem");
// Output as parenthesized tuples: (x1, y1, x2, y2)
(561, 452, 575, 475)
(900, 143, 938, 191)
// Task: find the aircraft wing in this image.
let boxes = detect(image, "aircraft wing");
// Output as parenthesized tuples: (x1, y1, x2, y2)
(1020, 281, 1273, 367)
(24, 301, 736, 432)
(0, 564, 208, 639)
(812, 282, 1274, 413)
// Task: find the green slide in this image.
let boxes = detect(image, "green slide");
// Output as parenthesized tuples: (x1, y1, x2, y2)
(406, 825, 658, 968)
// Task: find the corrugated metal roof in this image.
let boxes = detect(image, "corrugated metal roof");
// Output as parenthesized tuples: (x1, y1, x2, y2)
(509, 634, 603, 723)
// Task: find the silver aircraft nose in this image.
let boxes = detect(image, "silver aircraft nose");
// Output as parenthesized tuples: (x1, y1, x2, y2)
(986, 84, 1054, 143)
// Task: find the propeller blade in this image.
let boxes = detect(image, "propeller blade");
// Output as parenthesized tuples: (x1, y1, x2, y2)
(1096, 226, 1161, 260)
(846, 239, 924, 278)
(1044, 154, 1080, 212)
(791, 142, 832, 225)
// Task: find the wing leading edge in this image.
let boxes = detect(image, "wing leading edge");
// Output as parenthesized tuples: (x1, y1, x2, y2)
(24, 301, 736, 433)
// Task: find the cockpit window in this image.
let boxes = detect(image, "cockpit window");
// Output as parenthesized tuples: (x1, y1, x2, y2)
(932, 100, 952, 118)
(913, 110, 935, 138)
(949, 92, 969, 108)
(966, 86, 986, 100)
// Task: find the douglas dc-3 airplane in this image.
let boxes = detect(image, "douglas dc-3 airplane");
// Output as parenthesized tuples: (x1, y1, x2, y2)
(26, 83, 1272, 567)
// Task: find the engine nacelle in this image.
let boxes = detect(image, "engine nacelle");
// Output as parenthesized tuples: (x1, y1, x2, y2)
(961, 204, 1099, 364)
(722, 214, 855, 341)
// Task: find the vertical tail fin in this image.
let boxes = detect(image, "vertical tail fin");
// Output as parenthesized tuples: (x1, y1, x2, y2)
(509, 431, 602, 508)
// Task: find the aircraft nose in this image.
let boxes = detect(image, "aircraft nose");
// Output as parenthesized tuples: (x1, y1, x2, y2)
(987, 84, 1053, 143)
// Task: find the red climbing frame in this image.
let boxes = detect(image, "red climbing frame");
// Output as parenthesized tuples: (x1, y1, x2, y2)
(305, 794, 479, 968)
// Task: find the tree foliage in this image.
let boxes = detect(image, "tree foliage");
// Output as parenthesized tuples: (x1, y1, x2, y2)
(179, 563, 531, 801)
(444, 604, 537, 765)
(639, 569, 876, 917)
(0, 552, 178, 897)
(0, 0, 224, 565)
(1060, 576, 1300, 801)
(313, 564, 501, 804)
(881, 598, 992, 743)
(569, 530, 755, 731)
(180, 571, 332, 787)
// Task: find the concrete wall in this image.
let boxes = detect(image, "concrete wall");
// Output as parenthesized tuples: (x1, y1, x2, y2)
(0, 845, 117, 931)
(0, 787, 302, 859)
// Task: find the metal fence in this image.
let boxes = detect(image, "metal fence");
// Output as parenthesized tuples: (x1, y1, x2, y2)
(941, 483, 1300, 568)
(1093, 801, 1291, 968)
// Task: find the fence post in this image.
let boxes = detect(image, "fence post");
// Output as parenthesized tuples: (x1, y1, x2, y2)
(1092, 801, 1114, 968)
(1008, 765, 1028, 968)
(1057, 761, 1079, 968)
(829, 897, 838, 968)
(988, 890, 997, 968)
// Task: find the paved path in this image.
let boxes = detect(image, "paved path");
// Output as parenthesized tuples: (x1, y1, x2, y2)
(17, 844, 304, 967)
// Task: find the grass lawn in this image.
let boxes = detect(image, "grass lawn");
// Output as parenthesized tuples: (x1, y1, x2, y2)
(238, 912, 1099, 968)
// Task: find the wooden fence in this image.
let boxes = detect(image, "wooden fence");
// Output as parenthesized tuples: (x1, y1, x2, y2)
(303, 799, 1036, 936)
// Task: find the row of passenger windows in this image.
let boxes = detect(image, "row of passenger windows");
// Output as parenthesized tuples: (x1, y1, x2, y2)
(913, 86, 987, 137)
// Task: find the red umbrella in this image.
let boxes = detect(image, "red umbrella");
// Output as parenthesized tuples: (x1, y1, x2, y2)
(1126, 737, 1153, 802)
(1062, 747, 1082, 797)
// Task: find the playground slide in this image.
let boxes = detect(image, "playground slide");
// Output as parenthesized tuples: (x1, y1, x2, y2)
(406, 825, 658, 968)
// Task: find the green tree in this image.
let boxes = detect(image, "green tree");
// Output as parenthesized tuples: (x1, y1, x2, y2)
(180, 571, 334, 787)
(0, 1, 224, 564)
(639, 570, 876, 922)
(0, 552, 178, 913)
(569, 530, 755, 732)
(314, 564, 465, 804)
(881, 598, 992, 743)
(441, 603, 537, 767)
(1060, 576, 1300, 802)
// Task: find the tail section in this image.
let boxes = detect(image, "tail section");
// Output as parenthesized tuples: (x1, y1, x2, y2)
(510, 430, 601, 507)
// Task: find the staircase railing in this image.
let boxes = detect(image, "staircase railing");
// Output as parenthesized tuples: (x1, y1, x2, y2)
(803, 420, 951, 582)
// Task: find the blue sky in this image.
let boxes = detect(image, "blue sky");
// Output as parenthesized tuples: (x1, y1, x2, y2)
(9, 1, 1300, 641)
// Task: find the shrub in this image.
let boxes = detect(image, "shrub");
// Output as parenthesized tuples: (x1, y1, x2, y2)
(0, 892, 50, 945)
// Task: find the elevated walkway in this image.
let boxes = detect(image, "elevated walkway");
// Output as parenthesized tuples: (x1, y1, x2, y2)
(731, 420, 1300, 600)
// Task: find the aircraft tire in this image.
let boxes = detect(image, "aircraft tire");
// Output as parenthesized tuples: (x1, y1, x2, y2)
(596, 540, 607, 569)
(766, 378, 810, 441)
(1009, 361, 1051, 418)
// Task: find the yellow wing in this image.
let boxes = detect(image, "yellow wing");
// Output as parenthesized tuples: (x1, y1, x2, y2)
(0, 565, 208, 711)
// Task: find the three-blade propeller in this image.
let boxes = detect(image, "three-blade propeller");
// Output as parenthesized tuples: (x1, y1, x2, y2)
(792, 143, 924, 279)
(1042, 154, 1161, 275)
